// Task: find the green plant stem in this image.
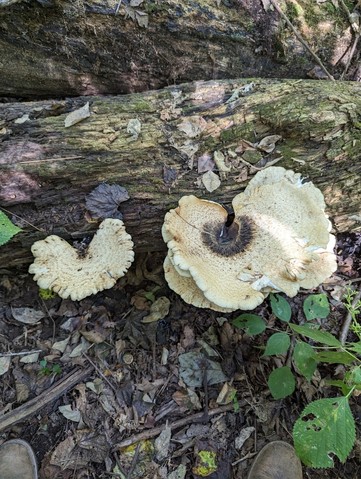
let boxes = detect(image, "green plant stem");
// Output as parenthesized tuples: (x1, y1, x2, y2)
(340, 290, 361, 345)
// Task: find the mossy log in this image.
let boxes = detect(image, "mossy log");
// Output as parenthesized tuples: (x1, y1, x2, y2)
(1, 78, 361, 270)
(0, 0, 356, 98)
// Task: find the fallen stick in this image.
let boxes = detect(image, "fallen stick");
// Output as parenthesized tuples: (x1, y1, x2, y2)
(0, 366, 93, 433)
(114, 402, 245, 450)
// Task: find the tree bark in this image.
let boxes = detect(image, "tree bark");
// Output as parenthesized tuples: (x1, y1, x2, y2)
(1, 78, 361, 269)
(0, 0, 356, 99)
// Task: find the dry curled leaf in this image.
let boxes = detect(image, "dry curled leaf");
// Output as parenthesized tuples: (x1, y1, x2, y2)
(85, 183, 129, 220)
(127, 118, 142, 140)
(201, 170, 221, 192)
(11, 307, 45, 324)
(142, 296, 171, 323)
(64, 102, 90, 128)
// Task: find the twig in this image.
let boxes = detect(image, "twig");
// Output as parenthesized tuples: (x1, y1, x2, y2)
(40, 297, 56, 344)
(126, 443, 141, 479)
(340, 33, 360, 80)
(82, 352, 117, 393)
(339, 290, 361, 345)
(115, 0, 122, 15)
(17, 156, 84, 164)
(0, 206, 44, 232)
(269, 0, 334, 81)
(114, 403, 244, 450)
(0, 366, 93, 432)
(0, 350, 42, 357)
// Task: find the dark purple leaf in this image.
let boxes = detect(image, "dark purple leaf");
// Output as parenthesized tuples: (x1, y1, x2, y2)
(85, 183, 129, 220)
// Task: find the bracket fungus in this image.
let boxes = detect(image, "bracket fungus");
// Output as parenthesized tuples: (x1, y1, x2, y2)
(29, 219, 134, 301)
(162, 167, 337, 311)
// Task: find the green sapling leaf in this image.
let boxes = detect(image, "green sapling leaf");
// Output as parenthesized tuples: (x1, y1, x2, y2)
(293, 341, 317, 381)
(293, 397, 356, 468)
(0, 211, 22, 246)
(263, 332, 290, 356)
(268, 366, 295, 399)
(290, 324, 341, 347)
(303, 294, 330, 320)
(314, 350, 355, 365)
(348, 341, 361, 354)
(232, 314, 266, 336)
(270, 294, 291, 322)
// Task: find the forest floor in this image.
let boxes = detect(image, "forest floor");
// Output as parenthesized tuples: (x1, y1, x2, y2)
(0, 231, 360, 479)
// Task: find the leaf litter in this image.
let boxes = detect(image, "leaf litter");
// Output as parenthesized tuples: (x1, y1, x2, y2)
(0, 231, 360, 479)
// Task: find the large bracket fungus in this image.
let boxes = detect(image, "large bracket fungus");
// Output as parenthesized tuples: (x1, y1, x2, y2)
(29, 219, 134, 301)
(162, 167, 337, 311)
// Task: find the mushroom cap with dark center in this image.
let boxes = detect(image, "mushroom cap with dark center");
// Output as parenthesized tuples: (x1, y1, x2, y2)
(162, 167, 336, 311)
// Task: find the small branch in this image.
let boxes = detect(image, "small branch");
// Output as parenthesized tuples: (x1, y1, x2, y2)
(0, 366, 93, 432)
(269, 0, 335, 81)
(0, 350, 42, 357)
(339, 290, 361, 345)
(0, 206, 44, 232)
(340, 33, 360, 80)
(114, 402, 244, 450)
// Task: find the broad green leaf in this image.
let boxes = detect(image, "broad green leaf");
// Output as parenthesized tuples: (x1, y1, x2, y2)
(0, 211, 22, 246)
(314, 350, 355, 365)
(293, 397, 356, 468)
(263, 332, 290, 356)
(268, 366, 295, 399)
(293, 341, 317, 381)
(232, 314, 266, 336)
(270, 294, 291, 322)
(290, 324, 341, 347)
(303, 294, 330, 320)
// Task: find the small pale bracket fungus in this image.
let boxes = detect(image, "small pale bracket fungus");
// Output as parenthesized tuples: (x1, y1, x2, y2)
(162, 167, 336, 312)
(29, 219, 134, 301)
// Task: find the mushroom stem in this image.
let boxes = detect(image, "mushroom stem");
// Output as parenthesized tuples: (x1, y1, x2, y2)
(219, 213, 239, 244)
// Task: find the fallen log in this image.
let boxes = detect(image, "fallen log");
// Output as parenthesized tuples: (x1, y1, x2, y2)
(0, 0, 354, 98)
(0, 78, 361, 270)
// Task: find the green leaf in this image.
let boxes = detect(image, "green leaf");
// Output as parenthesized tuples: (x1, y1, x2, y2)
(348, 341, 361, 354)
(325, 379, 353, 396)
(293, 341, 317, 381)
(303, 294, 330, 320)
(314, 350, 355, 365)
(0, 211, 22, 246)
(263, 332, 290, 356)
(268, 366, 295, 399)
(293, 397, 356, 468)
(232, 314, 266, 336)
(270, 294, 291, 322)
(290, 324, 341, 347)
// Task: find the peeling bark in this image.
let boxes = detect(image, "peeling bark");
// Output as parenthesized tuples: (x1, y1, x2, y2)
(0, 78, 361, 269)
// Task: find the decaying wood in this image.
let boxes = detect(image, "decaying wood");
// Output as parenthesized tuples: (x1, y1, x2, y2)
(1, 78, 361, 270)
(0, 366, 93, 433)
(0, 0, 354, 98)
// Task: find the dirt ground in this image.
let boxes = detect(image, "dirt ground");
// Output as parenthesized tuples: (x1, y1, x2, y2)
(0, 231, 360, 479)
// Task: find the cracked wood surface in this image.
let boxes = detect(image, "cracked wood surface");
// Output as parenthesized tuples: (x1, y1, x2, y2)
(0, 78, 360, 270)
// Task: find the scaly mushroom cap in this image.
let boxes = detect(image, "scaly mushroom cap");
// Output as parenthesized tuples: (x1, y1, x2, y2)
(29, 219, 134, 301)
(162, 167, 336, 311)
(164, 254, 234, 313)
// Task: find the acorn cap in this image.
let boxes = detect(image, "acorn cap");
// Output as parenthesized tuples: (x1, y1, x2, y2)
(162, 167, 336, 311)
(29, 219, 134, 301)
